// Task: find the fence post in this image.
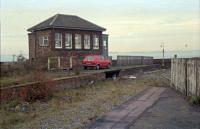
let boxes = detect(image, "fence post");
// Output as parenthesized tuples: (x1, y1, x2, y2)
(170, 59, 173, 87)
(185, 59, 188, 96)
(58, 57, 61, 68)
(195, 59, 198, 97)
(70, 56, 73, 70)
(48, 57, 50, 70)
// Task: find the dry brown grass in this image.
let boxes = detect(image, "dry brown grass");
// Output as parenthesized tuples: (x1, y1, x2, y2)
(0, 70, 170, 129)
(0, 71, 77, 88)
(0, 65, 144, 88)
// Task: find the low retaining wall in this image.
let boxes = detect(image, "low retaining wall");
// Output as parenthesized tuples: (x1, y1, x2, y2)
(171, 58, 200, 97)
(0, 73, 105, 102)
(54, 73, 105, 90)
(0, 65, 161, 102)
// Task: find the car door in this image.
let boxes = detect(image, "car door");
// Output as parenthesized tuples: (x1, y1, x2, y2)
(104, 57, 110, 66)
(102, 56, 108, 67)
(99, 56, 104, 67)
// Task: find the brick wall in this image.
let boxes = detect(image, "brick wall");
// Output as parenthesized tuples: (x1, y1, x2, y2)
(29, 29, 104, 61)
(35, 30, 52, 58)
(28, 33, 36, 60)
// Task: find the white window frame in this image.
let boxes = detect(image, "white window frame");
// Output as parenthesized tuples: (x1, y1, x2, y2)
(84, 34, 90, 49)
(93, 35, 99, 49)
(55, 33, 62, 49)
(39, 36, 49, 46)
(65, 33, 72, 49)
(75, 34, 82, 49)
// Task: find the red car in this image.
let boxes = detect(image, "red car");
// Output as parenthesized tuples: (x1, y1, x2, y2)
(82, 55, 111, 70)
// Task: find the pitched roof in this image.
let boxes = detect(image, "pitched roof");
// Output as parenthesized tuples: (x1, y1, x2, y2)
(27, 14, 106, 32)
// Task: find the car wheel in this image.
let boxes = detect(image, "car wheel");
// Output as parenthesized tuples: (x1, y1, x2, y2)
(84, 66, 87, 70)
(96, 65, 100, 70)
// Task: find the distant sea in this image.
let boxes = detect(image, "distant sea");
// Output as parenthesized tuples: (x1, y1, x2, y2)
(0, 50, 199, 62)
(0, 54, 29, 62)
(110, 50, 200, 59)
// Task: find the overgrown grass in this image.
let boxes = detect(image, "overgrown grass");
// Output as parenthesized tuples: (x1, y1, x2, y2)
(189, 96, 200, 106)
(0, 65, 143, 88)
(0, 74, 33, 87)
(0, 71, 169, 129)
(0, 71, 78, 88)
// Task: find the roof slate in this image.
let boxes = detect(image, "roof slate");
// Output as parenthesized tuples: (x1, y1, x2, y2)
(27, 14, 106, 32)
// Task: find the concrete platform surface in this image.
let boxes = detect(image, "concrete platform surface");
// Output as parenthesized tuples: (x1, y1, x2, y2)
(86, 87, 166, 129)
(129, 88, 200, 129)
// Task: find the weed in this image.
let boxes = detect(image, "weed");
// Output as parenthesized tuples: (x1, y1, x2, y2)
(2, 100, 21, 110)
(190, 96, 200, 106)
(0, 71, 170, 129)
(75, 71, 80, 75)
(26, 71, 55, 102)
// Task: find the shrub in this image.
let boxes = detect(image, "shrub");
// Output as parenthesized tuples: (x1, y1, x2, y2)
(75, 71, 80, 75)
(0, 61, 35, 77)
(190, 96, 200, 106)
(27, 71, 55, 102)
(1, 100, 21, 111)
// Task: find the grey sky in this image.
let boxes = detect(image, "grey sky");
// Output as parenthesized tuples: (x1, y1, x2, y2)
(1, 0, 200, 55)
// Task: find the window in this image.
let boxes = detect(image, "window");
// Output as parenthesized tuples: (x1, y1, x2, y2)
(39, 36, 49, 46)
(65, 33, 72, 49)
(86, 56, 94, 61)
(84, 34, 90, 49)
(103, 40, 107, 50)
(55, 33, 62, 48)
(75, 34, 81, 49)
(93, 35, 99, 49)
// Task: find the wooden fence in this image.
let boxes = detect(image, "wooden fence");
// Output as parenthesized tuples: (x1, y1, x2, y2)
(47, 56, 82, 70)
(116, 56, 153, 66)
(171, 58, 200, 97)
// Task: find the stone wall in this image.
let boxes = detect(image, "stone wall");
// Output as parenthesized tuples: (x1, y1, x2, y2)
(171, 58, 200, 97)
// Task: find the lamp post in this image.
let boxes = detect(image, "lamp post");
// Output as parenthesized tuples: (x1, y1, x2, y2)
(12, 54, 16, 63)
(160, 43, 165, 67)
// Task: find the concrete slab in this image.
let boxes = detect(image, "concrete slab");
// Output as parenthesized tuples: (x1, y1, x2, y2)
(129, 88, 200, 129)
(86, 87, 166, 129)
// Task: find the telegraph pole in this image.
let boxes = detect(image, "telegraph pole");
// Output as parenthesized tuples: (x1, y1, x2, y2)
(160, 43, 165, 67)
(12, 54, 16, 63)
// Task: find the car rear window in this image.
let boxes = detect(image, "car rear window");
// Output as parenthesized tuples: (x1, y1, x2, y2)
(86, 56, 95, 61)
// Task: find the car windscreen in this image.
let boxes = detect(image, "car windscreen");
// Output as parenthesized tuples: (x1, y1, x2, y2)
(86, 56, 95, 61)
